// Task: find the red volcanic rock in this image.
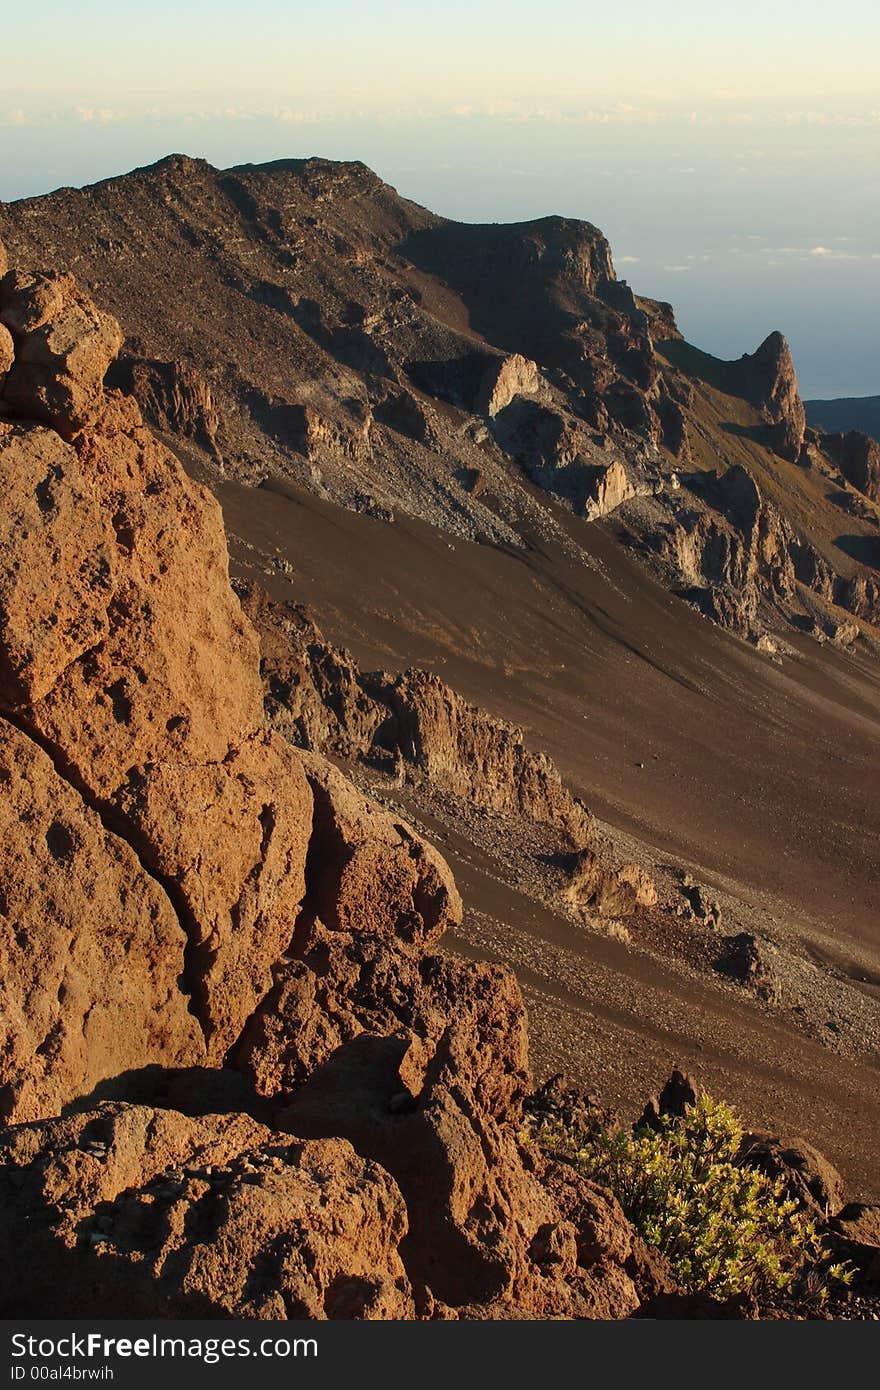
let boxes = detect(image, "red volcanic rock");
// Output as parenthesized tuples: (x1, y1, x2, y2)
(114, 731, 314, 1058)
(0, 721, 203, 1123)
(0, 422, 116, 707)
(739, 1131, 845, 1215)
(0, 1103, 413, 1318)
(298, 751, 462, 946)
(24, 391, 264, 793)
(0, 325, 11, 378)
(0, 270, 123, 435)
(246, 944, 639, 1317)
(0, 249, 647, 1320)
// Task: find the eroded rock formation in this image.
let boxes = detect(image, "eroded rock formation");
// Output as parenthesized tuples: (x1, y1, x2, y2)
(239, 581, 593, 838)
(822, 429, 880, 505)
(742, 331, 807, 462)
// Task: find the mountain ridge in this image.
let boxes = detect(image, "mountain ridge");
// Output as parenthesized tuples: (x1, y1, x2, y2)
(2, 156, 879, 1203)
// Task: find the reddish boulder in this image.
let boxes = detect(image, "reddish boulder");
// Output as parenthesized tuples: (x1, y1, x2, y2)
(0, 1103, 413, 1318)
(0, 720, 203, 1123)
(0, 269, 123, 435)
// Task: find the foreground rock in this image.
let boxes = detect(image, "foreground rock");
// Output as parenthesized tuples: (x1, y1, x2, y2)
(0, 1104, 413, 1318)
(0, 244, 646, 1318)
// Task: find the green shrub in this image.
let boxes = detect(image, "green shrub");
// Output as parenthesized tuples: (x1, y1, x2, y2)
(533, 1092, 850, 1303)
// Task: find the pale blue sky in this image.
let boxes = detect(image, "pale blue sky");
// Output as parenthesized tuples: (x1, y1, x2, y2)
(1, 1, 878, 396)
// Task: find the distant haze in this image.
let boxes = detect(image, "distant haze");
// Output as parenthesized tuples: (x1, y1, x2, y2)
(1, 0, 877, 398)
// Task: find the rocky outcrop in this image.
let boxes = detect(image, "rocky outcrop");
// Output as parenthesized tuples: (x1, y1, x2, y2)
(739, 1133, 845, 1217)
(478, 353, 540, 418)
(714, 932, 777, 1000)
(654, 463, 849, 640)
(741, 332, 806, 462)
(827, 1204, 880, 1287)
(583, 459, 635, 520)
(562, 847, 657, 921)
(822, 430, 880, 505)
(106, 354, 221, 456)
(0, 260, 456, 1102)
(0, 1104, 414, 1318)
(0, 720, 203, 1122)
(0, 270, 123, 436)
(0, 245, 644, 1319)
(240, 582, 593, 839)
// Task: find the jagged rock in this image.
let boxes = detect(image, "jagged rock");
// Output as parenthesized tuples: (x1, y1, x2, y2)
(617, 863, 658, 908)
(288, 400, 373, 461)
(0, 324, 11, 378)
(0, 422, 116, 706)
(660, 465, 813, 639)
(826, 1204, 880, 1285)
(680, 879, 722, 929)
(478, 354, 539, 418)
(743, 331, 806, 462)
(238, 584, 387, 757)
(822, 430, 880, 504)
(274, 954, 639, 1317)
(0, 266, 460, 1120)
(106, 354, 221, 456)
(839, 573, 880, 625)
(241, 583, 593, 839)
(0, 270, 123, 436)
(563, 847, 655, 920)
(113, 732, 314, 1059)
(2, 252, 632, 1324)
(373, 385, 437, 444)
(584, 459, 634, 520)
(297, 752, 462, 946)
(375, 669, 589, 835)
(0, 1103, 414, 1318)
(524, 1074, 615, 1144)
(5, 389, 264, 789)
(825, 616, 859, 646)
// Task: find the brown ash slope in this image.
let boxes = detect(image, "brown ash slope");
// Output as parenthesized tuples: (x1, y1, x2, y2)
(2, 158, 879, 1196)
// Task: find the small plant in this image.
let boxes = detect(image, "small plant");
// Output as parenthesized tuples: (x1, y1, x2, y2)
(533, 1091, 851, 1304)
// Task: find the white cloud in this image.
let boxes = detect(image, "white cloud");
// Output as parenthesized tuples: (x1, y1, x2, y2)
(74, 106, 127, 125)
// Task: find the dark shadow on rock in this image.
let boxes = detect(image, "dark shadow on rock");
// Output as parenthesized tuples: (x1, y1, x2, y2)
(720, 420, 775, 450)
(60, 1065, 275, 1125)
(834, 534, 880, 568)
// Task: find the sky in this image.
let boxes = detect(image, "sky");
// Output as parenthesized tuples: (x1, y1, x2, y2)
(1, 1, 878, 398)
